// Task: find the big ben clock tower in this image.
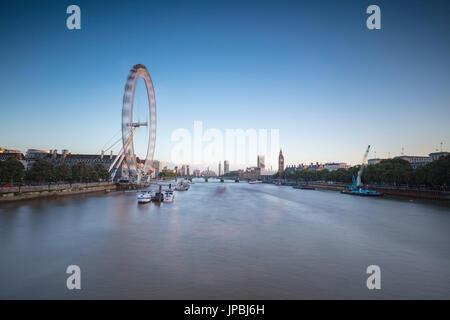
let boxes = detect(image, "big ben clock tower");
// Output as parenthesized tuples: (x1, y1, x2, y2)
(278, 150, 284, 172)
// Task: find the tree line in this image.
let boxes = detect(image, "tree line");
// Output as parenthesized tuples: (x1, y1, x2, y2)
(158, 171, 177, 178)
(273, 156, 450, 189)
(0, 157, 110, 185)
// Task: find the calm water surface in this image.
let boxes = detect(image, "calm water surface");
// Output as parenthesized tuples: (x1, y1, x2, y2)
(1, 179, 449, 299)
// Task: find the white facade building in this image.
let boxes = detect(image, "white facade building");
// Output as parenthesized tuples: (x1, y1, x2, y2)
(324, 162, 348, 171)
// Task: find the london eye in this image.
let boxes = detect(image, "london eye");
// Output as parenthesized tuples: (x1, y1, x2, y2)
(109, 64, 157, 183)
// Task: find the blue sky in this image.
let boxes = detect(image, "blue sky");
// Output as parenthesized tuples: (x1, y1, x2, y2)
(0, 0, 449, 168)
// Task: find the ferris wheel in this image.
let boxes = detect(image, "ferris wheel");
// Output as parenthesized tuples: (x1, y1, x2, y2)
(109, 64, 157, 183)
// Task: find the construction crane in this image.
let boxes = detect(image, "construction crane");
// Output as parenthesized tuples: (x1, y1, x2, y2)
(342, 145, 383, 197)
(356, 145, 371, 187)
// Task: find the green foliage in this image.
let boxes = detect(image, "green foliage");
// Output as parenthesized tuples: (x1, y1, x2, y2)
(281, 168, 354, 182)
(87, 165, 98, 182)
(2, 159, 112, 185)
(420, 155, 450, 187)
(223, 171, 239, 177)
(159, 171, 177, 177)
(29, 158, 56, 183)
(94, 163, 110, 181)
(360, 157, 450, 187)
(24, 169, 33, 183)
(363, 158, 413, 185)
(55, 163, 72, 182)
(272, 156, 450, 188)
(72, 161, 87, 182)
(72, 161, 99, 183)
(0, 157, 25, 185)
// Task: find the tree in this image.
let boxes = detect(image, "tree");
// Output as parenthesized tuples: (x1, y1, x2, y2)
(317, 169, 330, 181)
(72, 161, 88, 182)
(55, 162, 72, 182)
(269, 155, 450, 189)
(72, 162, 99, 183)
(94, 163, 110, 181)
(29, 158, 55, 183)
(24, 169, 33, 184)
(159, 171, 177, 178)
(86, 165, 99, 182)
(424, 155, 450, 188)
(1, 157, 25, 185)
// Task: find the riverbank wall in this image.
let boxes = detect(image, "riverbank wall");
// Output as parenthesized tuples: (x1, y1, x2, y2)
(307, 183, 450, 200)
(0, 182, 117, 203)
(368, 187, 450, 200)
(308, 183, 347, 192)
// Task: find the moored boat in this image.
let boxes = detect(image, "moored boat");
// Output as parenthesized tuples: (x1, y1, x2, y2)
(341, 189, 383, 197)
(151, 192, 164, 202)
(151, 185, 165, 202)
(174, 181, 190, 191)
(137, 191, 152, 203)
(341, 145, 383, 197)
(164, 190, 175, 203)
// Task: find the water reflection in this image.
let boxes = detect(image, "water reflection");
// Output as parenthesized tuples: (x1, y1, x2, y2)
(0, 181, 449, 299)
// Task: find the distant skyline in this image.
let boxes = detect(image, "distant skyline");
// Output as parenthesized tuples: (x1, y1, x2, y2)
(1, 0, 449, 169)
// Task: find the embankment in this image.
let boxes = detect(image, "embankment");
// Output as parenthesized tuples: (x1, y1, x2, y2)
(369, 187, 450, 200)
(308, 183, 347, 192)
(309, 183, 449, 200)
(0, 182, 117, 203)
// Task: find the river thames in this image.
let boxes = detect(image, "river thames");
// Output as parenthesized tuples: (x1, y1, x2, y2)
(0, 180, 449, 299)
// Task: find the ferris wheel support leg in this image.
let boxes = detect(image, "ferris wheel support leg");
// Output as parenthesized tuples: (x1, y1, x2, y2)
(110, 152, 126, 181)
(108, 127, 139, 180)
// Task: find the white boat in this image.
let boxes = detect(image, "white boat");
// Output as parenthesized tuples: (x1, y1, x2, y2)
(174, 182, 190, 191)
(248, 180, 262, 184)
(164, 190, 175, 203)
(137, 191, 152, 203)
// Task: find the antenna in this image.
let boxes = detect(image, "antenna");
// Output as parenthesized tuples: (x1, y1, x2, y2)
(440, 142, 443, 152)
(401, 147, 404, 156)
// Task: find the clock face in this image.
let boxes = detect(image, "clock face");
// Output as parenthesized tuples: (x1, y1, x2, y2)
(0, 0, 449, 304)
